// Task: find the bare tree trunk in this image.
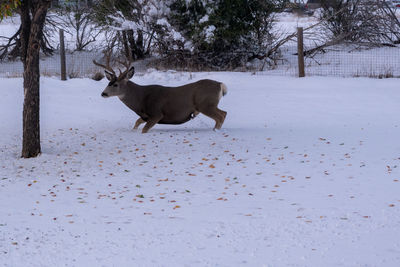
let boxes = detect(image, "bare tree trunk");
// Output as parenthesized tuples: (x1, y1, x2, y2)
(20, 0, 51, 158)
(20, 1, 31, 63)
(126, 29, 145, 60)
(121, 31, 132, 61)
(136, 30, 144, 59)
(126, 29, 136, 59)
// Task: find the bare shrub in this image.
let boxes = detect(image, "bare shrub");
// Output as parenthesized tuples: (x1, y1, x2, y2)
(92, 72, 104, 81)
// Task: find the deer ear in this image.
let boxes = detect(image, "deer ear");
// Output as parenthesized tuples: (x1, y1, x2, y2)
(126, 66, 135, 80)
(105, 70, 114, 81)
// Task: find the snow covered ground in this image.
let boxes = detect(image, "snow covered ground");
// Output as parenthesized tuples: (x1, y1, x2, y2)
(1, 72, 400, 266)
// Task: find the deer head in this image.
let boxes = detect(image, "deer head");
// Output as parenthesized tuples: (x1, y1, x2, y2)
(93, 58, 135, 98)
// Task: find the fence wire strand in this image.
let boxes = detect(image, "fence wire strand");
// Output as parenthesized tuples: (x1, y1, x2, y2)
(1, 41, 400, 78)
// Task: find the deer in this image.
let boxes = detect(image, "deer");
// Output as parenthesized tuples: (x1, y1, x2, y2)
(93, 59, 227, 133)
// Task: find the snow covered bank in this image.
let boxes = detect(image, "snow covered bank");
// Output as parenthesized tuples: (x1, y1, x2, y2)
(1, 73, 400, 266)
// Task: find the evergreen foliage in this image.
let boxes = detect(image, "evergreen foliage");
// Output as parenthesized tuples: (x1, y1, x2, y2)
(168, 0, 284, 69)
(92, 0, 285, 69)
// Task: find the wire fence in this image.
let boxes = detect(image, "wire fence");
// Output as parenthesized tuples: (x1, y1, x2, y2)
(252, 41, 400, 78)
(0, 51, 103, 78)
(308, 46, 400, 78)
(1, 39, 400, 78)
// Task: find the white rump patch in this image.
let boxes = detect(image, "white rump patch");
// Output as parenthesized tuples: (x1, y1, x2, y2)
(219, 83, 228, 100)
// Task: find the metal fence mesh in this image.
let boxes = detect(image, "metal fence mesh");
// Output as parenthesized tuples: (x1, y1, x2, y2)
(0, 50, 103, 78)
(1, 41, 400, 78)
(301, 45, 400, 78)
(250, 41, 400, 78)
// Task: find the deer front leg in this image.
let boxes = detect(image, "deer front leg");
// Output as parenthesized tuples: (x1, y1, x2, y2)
(142, 115, 163, 133)
(133, 118, 145, 130)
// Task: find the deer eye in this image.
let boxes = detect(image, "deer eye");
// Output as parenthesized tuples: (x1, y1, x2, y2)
(113, 84, 118, 87)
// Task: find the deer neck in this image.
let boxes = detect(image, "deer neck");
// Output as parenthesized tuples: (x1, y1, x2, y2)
(118, 81, 145, 113)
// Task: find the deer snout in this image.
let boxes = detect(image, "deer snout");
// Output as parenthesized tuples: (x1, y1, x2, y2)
(101, 92, 108, 98)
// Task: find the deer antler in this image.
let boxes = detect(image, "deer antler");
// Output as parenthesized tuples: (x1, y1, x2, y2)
(93, 50, 116, 75)
(116, 58, 133, 79)
(93, 59, 116, 76)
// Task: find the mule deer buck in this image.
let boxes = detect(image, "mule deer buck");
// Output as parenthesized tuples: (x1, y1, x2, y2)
(93, 60, 227, 133)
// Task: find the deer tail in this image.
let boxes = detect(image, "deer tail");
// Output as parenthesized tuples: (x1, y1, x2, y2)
(220, 83, 228, 98)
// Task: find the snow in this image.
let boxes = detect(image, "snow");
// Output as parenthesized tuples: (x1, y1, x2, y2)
(1, 72, 400, 266)
(274, 12, 318, 34)
(0, 16, 19, 38)
(199, 15, 209, 24)
(156, 18, 170, 27)
(204, 25, 215, 42)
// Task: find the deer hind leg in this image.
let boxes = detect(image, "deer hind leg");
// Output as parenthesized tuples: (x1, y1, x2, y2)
(217, 108, 227, 127)
(133, 118, 145, 130)
(200, 106, 225, 130)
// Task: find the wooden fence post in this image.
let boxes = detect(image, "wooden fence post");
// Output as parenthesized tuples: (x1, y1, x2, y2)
(297, 27, 305, 77)
(60, 29, 67, 81)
